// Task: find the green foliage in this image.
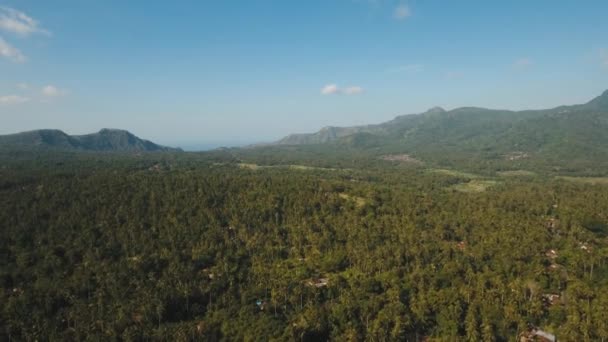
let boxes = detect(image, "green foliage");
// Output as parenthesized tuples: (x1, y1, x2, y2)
(1, 152, 608, 340)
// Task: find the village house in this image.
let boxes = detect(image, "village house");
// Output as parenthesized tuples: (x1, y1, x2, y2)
(579, 242, 591, 252)
(201, 268, 215, 280)
(542, 293, 561, 306)
(545, 249, 558, 259)
(456, 241, 467, 251)
(256, 299, 266, 311)
(520, 326, 556, 342)
(306, 278, 329, 288)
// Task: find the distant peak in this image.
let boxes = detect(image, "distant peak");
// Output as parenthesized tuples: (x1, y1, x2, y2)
(425, 106, 446, 114)
(37, 129, 67, 134)
(99, 128, 130, 134)
(99, 128, 124, 132)
(584, 89, 608, 109)
(592, 89, 608, 100)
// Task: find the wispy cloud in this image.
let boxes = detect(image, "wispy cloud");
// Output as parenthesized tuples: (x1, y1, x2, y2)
(343, 86, 364, 95)
(0, 94, 29, 105)
(514, 57, 533, 69)
(17, 82, 29, 90)
(0, 7, 50, 63)
(394, 4, 411, 20)
(0, 7, 50, 36)
(321, 84, 364, 95)
(0, 36, 25, 62)
(41, 85, 67, 97)
(387, 64, 424, 73)
(321, 84, 340, 95)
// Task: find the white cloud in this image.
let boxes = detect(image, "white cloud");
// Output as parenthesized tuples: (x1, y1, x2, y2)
(394, 4, 411, 20)
(17, 82, 29, 90)
(387, 64, 424, 73)
(41, 85, 67, 97)
(0, 7, 50, 36)
(0, 36, 25, 62)
(321, 84, 364, 96)
(514, 58, 533, 69)
(0, 8, 50, 63)
(321, 84, 340, 95)
(0, 95, 29, 105)
(343, 86, 364, 95)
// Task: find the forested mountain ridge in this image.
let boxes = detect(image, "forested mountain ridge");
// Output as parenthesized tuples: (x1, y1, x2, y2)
(0, 128, 180, 152)
(274, 90, 608, 160)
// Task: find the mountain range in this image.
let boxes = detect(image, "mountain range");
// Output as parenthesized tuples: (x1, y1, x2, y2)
(0, 128, 179, 152)
(1, 90, 607, 171)
(277, 90, 608, 148)
(269, 90, 608, 171)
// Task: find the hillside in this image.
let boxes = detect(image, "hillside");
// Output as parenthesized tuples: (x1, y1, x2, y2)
(0, 128, 180, 152)
(270, 90, 608, 173)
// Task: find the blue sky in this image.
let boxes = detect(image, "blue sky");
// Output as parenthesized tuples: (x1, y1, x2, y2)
(1, 0, 607, 148)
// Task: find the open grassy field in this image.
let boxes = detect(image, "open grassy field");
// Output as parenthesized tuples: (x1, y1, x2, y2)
(450, 180, 499, 193)
(237, 163, 341, 172)
(556, 176, 608, 185)
(338, 193, 367, 207)
(497, 170, 537, 177)
(428, 168, 483, 179)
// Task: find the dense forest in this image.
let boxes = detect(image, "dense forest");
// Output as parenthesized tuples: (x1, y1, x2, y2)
(1, 151, 608, 341)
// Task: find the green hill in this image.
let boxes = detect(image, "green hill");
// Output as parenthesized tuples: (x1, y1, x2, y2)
(269, 90, 608, 173)
(0, 128, 180, 152)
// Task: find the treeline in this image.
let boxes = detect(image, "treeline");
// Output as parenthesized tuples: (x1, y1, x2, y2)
(1, 156, 608, 340)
